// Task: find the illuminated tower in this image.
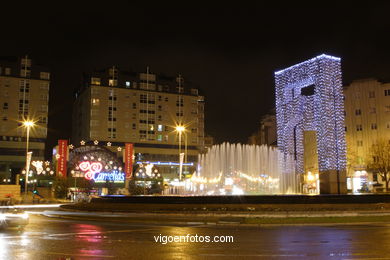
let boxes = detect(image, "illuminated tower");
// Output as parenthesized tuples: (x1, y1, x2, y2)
(274, 54, 347, 194)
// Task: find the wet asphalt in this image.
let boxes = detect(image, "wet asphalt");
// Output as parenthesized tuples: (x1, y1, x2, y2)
(1, 214, 390, 259)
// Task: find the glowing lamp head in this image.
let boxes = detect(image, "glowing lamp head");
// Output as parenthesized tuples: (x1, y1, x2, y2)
(23, 121, 35, 127)
(175, 125, 185, 133)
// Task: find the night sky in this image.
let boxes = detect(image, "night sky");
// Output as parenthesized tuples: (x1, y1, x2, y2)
(1, 2, 390, 156)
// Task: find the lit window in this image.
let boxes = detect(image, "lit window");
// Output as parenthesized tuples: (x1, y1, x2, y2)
(40, 72, 50, 80)
(91, 77, 101, 85)
(91, 99, 100, 105)
(157, 125, 163, 131)
(126, 81, 131, 87)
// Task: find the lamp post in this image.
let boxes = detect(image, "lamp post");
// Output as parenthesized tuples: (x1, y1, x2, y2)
(23, 120, 35, 200)
(175, 125, 185, 180)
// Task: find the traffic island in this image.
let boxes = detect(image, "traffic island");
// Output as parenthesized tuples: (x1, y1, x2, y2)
(55, 195, 390, 225)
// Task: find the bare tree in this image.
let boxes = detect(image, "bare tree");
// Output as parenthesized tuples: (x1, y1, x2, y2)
(367, 140, 390, 192)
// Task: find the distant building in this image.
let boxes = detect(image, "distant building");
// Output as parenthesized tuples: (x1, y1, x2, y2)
(344, 78, 390, 192)
(203, 135, 214, 151)
(71, 67, 205, 179)
(0, 56, 50, 182)
(248, 111, 277, 146)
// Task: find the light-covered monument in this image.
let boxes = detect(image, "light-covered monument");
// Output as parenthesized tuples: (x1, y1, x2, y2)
(274, 54, 347, 194)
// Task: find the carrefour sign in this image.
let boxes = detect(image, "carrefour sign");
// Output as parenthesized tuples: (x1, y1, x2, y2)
(78, 161, 125, 183)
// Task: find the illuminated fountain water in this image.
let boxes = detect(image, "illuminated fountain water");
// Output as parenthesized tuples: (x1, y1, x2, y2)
(189, 143, 298, 195)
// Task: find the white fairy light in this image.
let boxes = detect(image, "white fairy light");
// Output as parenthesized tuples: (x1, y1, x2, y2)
(274, 54, 346, 173)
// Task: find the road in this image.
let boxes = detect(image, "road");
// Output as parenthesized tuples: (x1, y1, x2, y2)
(1, 213, 390, 259)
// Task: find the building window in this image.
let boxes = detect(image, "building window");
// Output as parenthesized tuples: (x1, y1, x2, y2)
(371, 123, 377, 130)
(357, 140, 363, 146)
(2, 116, 7, 121)
(126, 81, 131, 87)
(108, 79, 118, 87)
(191, 89, 198, 95)
(108, 96, 117, 101)
(157, 115, 162, 121)
(355, 92, 360, 99)
(5, 68, 11, 75)
(157, 134, 162, 141)
(356, 125, 363, 131)
(3, 103, 8, 110)
(176, 111, 184, 117)
(344, 127, 347, 132)
(38, 116, 47, 123)
(40, 72, 50, 80)
(40, 82, 50, 90)
(157, 125, 163, 131)
(158, 105, 162, 111)
(355, 109, 362, 115)
(385, 89, 390, 96)
(165, 97, 168, 102)
(369, 91, 375, 98)
(369, 107, 376, 114)
(92, 98, 100, 106)
(140, 94, 147, 103)
(21, 69, 31, 77)
(91, 77, 101, 85)
(386, 106, 390, 113)
(132, 123, 136, 130)
(176, 96, 184, 107)
(19, 80, 30, 93)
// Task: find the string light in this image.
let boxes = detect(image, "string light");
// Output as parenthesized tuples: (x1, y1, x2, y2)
(274, 54, 346, 173)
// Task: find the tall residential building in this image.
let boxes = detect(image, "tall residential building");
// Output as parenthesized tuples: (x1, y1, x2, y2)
(0, 56, 50, 181)
(344, 78, 390, 192)
(72, 67, 205, 178)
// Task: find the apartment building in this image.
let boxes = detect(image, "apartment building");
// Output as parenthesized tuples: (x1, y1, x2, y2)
(0, 56, 50, 182)
(72, 67, 205, 178)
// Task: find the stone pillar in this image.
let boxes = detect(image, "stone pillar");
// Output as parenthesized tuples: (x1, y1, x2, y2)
(320, 170, 347, 194)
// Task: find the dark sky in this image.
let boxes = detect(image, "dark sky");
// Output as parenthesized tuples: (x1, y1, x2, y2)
(1, 2, 390, 154)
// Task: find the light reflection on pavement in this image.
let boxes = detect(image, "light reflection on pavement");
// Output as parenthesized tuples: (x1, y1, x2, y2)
(1, 214, 390, 259)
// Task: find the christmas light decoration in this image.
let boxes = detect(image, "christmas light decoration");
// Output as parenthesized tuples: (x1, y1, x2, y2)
(274, 54, 346, 174)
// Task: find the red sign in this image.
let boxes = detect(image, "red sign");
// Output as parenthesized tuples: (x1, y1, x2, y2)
(57, 140, 68, 177)
(125, 143, 133, 179)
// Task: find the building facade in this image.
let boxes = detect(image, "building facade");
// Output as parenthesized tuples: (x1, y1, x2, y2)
(248, 111, 277, 146)
(72, 67, 205, 179)
(0, 56, 50, 182)
(344, 78, 390, 192)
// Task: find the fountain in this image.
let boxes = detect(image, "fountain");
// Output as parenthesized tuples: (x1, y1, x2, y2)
(189, 143, 299, 195)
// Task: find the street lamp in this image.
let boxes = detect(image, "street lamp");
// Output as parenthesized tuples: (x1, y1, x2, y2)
(175, 125, 185, 180)
(23, 120, 35, 200)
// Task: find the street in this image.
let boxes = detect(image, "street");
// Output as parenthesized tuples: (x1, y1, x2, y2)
(1, 213, 390, 259)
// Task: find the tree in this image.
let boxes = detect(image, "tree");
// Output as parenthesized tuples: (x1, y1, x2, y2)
(53, 176, 69, 199)
(367, 140, 390, 192)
